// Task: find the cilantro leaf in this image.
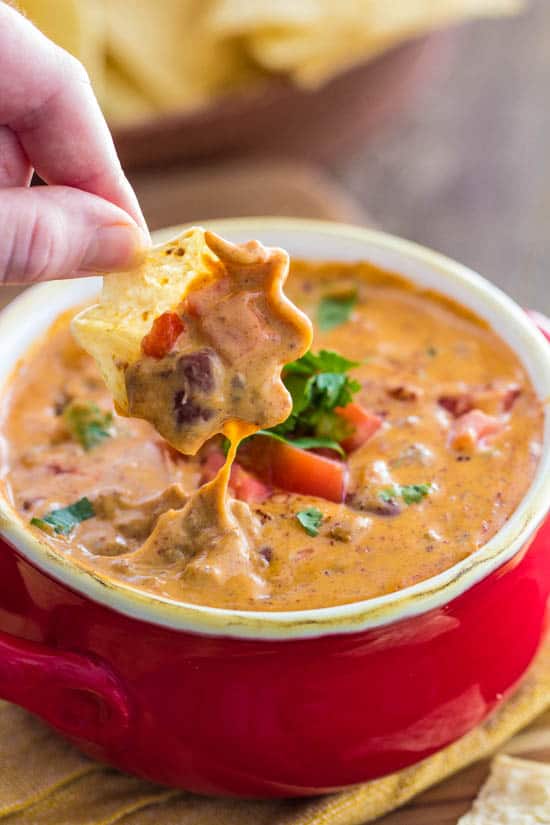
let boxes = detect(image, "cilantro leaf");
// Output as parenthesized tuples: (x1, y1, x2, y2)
(239, 348, 362, 456)
(269, 349, 361, 443)
(284, 373, 313, 416)
(31, 497, 95, 535)
(303, 409, 352, 442)
(296, 507, 324, 536)
(285, 349, 359, 376)
(317, 292, 357, 331)
(290, 436, 344, 456)
(378, 484, 431, 506)
(401, 483, 432, 504)
(313, 373, 348, 408)
(256, 430, 345, 457)
(379, 487, 397, 503)
(63, 401, 113, 450)
(312, 373, 361, 410)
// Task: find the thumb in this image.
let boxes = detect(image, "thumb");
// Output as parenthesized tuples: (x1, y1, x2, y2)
(0, 186, 149, 284)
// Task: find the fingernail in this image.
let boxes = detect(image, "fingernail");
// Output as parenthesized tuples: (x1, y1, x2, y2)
(81, 224, 148, 273)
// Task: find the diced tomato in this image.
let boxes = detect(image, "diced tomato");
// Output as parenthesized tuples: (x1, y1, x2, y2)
(46, 463, 76, 475)
(440, 383, 520, 417)
(200, 449, 270, 503)
(240, 435, 347, 503)
(474, 384, 521, 415)
(335, 403, 382, 452)
(141, 312, 184, 359)
(438, 394, 473, 417)
(450, 409, 504, 451)
(230, 463, 271, 503)
(500, 386, 521, 413)
(200, 450, 226, 483)
(386, 384, 420, 402)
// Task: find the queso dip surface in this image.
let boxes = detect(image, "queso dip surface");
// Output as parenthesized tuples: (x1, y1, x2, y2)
(0, 259, 544, 611)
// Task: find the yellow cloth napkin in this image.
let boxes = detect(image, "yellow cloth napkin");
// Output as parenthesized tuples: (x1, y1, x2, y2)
(1, 637, 549, 825)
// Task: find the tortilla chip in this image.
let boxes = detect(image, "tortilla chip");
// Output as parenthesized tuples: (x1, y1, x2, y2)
(72, 227, 210, 415)
(72, 228, 312, 454)
(101, 61, 158, 125)
(104, 0, 255, 113)
(21, 0, 523, 122)
(458, 754, 550, 824)
(208, 0, 523, 86)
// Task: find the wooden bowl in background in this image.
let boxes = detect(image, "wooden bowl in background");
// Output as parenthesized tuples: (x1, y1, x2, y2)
(113, 34, 448, 171)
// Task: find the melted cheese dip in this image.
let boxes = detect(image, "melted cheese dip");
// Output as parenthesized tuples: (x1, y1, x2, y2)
(1, 260, 543, 610)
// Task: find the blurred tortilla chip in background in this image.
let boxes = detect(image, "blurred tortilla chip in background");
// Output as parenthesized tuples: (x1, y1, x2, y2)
(21, 0, 106, 97)
(18, 0, 523, 126)
(208, 0, 523, 85)
(102, 0, 259, 119)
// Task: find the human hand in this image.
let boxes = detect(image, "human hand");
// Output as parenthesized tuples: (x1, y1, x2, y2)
(0, 2, 150, 285)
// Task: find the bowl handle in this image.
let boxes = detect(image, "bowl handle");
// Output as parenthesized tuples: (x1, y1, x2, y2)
(0, 629, 131, 746)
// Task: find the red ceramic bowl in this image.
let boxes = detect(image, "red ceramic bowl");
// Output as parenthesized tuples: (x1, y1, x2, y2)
(0, 219, 548, 797)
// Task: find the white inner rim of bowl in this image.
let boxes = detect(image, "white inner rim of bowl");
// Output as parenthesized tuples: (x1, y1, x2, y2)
(0, 218, 548, 640)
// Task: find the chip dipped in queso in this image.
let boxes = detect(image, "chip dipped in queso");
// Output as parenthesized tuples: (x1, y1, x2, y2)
(0, 231, 544, 612)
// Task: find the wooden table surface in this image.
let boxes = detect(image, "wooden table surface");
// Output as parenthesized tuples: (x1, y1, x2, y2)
(377, 706, 550, 824)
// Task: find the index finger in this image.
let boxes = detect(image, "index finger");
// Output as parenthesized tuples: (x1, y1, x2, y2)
(0, 3, 148, 234)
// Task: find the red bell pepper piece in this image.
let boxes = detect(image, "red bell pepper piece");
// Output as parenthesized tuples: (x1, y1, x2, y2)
(200, 450, 270, 503)
(240, 435, 347, 503)
(141, 312, 184, 359)
(450, 409, 504, 451)
(335, 403, 382, 452)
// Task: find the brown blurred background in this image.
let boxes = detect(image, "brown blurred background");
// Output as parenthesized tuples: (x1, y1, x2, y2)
(18, 0, 550, 311)
(333, 0, 550, 313)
